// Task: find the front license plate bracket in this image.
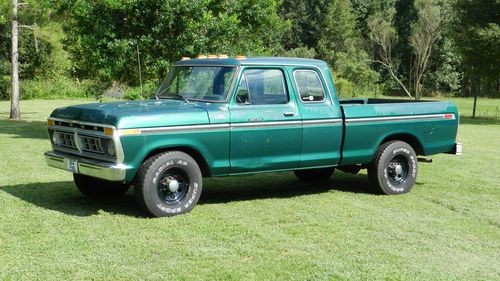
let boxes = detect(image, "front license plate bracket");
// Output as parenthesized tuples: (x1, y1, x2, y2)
(65, 158, 79, 173)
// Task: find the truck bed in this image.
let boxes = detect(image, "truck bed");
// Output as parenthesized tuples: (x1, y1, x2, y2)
(338, 99, 459, 165)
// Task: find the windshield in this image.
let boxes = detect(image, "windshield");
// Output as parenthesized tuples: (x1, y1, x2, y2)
(156, 66, 237, 102)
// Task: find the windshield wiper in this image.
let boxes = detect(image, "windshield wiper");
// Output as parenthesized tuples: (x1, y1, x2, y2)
(174, 94, 190, 103)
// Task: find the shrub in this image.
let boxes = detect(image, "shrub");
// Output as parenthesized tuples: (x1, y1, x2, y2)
(20, 77, 93, 100)
(124, 81, 157, 100)
(124, 87, 144, 100)
(0, 75, 9, 100)
(334, 77, 354, 98)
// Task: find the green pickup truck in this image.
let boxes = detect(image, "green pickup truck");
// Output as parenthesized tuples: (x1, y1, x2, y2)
(45, 57, 461, 217)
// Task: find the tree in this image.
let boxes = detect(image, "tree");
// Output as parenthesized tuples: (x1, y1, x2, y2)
(409, 0, 445, 99)
(317, 0, 378, 91)
(278, 0, 329, 50)
(453, 0, 499, 117)
(393, 0, 417, 90)
(2, 0, 52, 116)
(369, 0, 444, 99)
(10, 0, 19, 119)
(317, 0, 358, 62)
(62, 0, 288, 85)
(369, 7, 412, 98)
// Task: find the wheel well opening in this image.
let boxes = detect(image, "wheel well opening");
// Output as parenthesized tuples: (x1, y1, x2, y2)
(381, 134, 424, 155)
(144, 146, 212, 177)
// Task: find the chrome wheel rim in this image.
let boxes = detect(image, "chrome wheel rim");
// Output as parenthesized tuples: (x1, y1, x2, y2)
(157, 168, 189, 204)
(387, 155, 409, 185)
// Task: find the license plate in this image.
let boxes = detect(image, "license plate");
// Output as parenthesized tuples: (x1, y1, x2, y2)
(65, 158, 79, 173)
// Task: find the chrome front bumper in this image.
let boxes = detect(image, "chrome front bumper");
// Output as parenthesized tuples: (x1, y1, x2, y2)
(44, 151, 127, 181)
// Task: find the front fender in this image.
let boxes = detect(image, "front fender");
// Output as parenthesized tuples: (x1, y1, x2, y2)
(119, 130, 230, 182)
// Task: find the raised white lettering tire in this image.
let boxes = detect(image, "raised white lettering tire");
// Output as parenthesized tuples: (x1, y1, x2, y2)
(368, 140, 418, 195)
(135, 151, 203, 217)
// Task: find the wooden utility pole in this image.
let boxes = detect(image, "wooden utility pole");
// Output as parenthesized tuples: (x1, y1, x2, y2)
(472, 77, 479, 119)
(137, 45, 143, 97)
(10, 0, 20, 120)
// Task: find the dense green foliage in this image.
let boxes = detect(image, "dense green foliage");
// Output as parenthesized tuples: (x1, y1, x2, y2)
(453, 0, 499, 98)
(0, 0, 498, 100)
(61, 0, 287, 85)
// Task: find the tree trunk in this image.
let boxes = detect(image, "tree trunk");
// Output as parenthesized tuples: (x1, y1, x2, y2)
(472, 77, 479, 119)
(472, 92, 477, 119)
(10, 0, 20, 120)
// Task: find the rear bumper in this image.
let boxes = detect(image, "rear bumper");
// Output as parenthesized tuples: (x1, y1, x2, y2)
(447, 142, 462, 155)
(44, 151, 127, 181)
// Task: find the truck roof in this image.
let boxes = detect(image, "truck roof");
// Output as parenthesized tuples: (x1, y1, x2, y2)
(175, 56, 328, 67)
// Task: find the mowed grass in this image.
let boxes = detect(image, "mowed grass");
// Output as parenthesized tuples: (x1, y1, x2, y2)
(0, 99, 499, 280)
(435, 96, 500, 119)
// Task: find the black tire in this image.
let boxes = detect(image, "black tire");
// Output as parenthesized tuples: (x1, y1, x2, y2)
(134, 151, 203, 217)
(368, 140, 418, 195)
(73, 174, 130, 197)
(293, 167, 335, 181)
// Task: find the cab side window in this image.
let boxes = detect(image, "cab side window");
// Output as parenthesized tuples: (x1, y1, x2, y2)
(294, 70, 325, 102)
(236, 69, 289, 105)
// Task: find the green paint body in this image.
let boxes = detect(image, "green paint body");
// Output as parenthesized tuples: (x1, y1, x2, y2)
(49, 57, 459, 182)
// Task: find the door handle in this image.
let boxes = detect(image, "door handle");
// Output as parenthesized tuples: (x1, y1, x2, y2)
(283, 112, 294, 117)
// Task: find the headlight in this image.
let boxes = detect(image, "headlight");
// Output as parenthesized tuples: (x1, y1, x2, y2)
(107, 141, 116, 156)
(52, 133, 58, 145)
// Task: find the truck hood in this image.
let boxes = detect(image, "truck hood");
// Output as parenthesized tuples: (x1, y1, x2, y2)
(49, 99, 211, 129)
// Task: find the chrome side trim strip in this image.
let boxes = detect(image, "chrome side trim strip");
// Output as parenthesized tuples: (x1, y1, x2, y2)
(231, 120, 302, 128)
(138, 123, 230, 133)
(302, 119, 342, 125)
(117, 118, 342, 133)
(121, 118, 343, 134)
(56, 113, 452, 137)
(345, 113, 455, 123)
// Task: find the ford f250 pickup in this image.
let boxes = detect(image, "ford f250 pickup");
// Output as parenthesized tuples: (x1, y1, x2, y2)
(45, 57, 461, 217)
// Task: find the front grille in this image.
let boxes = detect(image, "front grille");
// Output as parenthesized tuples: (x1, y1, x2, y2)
(54, 120, 105, 133)
(49, 120, 116, 161)
(80, 135, 104, 154)
(56, 131, 77, 149)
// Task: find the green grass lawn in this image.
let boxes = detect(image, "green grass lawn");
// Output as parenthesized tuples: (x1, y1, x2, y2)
(0, 99, 499, 280)
(433, 97, 500, 119)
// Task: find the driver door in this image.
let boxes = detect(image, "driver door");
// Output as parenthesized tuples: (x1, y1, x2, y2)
(228, 67, 302, 173)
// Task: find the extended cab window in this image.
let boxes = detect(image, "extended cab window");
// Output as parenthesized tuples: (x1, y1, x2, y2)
(236, 69, 288, 105)
(294, 70, 325, 102)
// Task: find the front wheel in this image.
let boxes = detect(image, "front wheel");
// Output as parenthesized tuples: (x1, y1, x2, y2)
(73, 174, 130, 197)
(368, 140, 418, 195)
(134, 151, 203, 217)
(293, 167, 335, 181)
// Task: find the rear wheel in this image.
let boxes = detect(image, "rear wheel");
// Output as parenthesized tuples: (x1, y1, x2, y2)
(134, 151, 203, 217)
(73, 174, 130, 197)
(293, 167, 335, 181)
(368, 140, 417, 195)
